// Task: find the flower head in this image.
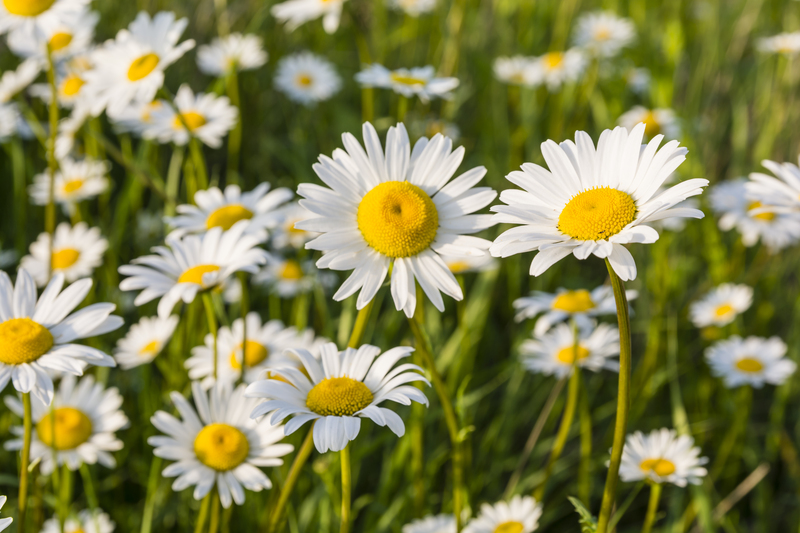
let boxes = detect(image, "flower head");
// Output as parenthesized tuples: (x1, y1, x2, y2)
(114, 315, 179, 369)
(440, 253, 497, 275)
(745, 157, 800, 214)
(757, 32, 800, 55)
(40, 509, 114, 533)
(403, 515, 455, 533)
(355, 65, 459, 102)
(197, 33, 267, 77)
(274, 52, 341, 106)
(689, 283, 753, 328)
(271, 0, 345, 34)
(0, 0, 88, 40)
(619, 428, 708, 486)
(528, 49, 586, 91)
(705, 336, 796, 388)
(20, 222, 108, 287)
(254, 256, 335, 298)
(618, 106, 681, 139)
(0, 496, 11, 532)
(493, 56, 536, 86)
(573, 11, 635, 57)
(7, 6, 97, 62)
(463, 496, 542, 533)
(269, 201, 318, 250)
(29, 157, 109, 213)
(520, 322, 620, 378)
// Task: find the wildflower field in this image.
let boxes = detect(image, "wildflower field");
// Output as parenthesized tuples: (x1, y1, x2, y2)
(0, 0, 799, 532)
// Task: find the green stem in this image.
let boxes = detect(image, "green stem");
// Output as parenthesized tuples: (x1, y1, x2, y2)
(347, 300, 375, 349)
(45, 46, 59, 280)
(711, 386, 752, 479)
(641, 483, 662, 533)
(267, 426, 315, 533)
(202, 293, 219, 381)
(18, 393, 31, 533)
(226, 71, 242, 183)
(397, 96, 408, 122)
(340, 445, 351, 533)
(194, 493, 212, 533)
(209, 492, 221, 533)
(596, 259, 632, 533)
(189, 139, 209, 190)
(213, 0, 230, 36)
(139, 457, 162, 533)
(237, 272, 249, 386)
(59, 465, 72, 533)
(578, 383, 593, 506)
(164, 146, 185, 217)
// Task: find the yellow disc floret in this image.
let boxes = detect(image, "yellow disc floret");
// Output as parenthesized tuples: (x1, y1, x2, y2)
(49, 32, 73, 52)
(61, 75, 84, 97)
(62, 179, 84, 193)
(735, 357, 764, 373)
(556, 344, 590, 365)
(747, 201, 776, 222)
(193, 423, 250, 471)
(139, 340, 160, 357)
(641, 110, 661, 137)
(52, 248, 80, 270)
(551, 289, 595, 313)
(127, 53, 160, 82)
(205, 204, 253, 231)
(306, 377, 374, 417)
(229, 341, 269, 370)
(493, 522, 525, 533)
(0, 318, 54, 365)
(558, 187, 637, 241)
(3, 0, 55, 16)
(174, 111, 207, 132)
(390, 72, 427, 86)
(280, 260, 304, 280)
(178, 264, 220, 286)
(713, 303, 734, 318)
(36, 407, 93, 450)
(357, 181, 439, 258)
(640, 458, 676, 477)
(543, 52, 564, 70)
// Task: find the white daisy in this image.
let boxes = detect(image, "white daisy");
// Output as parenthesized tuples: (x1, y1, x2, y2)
(705, 336, 796, 388)
(618, 106, 681, 139)
(440, 253, 496, 275)
(0, 496, 11, 532)
(0, 58, 42, 103)
(689, 283, 752, 329)
(54, 105, 91, 159)
(274, 52, 341, 106)
(4, 374, 128, 474)
(298, 122, 496, 317)
(490, 124, 707, 281)
(246, 342, 429, 453)
(149, 382, 293, 508)
(20, 222, 108, 287)
(520, 322, 620, 378)
(29, 55, 94, 108)
(745, 158, 800, 214)
(656, 197, 700, 232)
(493, 56, 536, 86)
(165, 183, 293, 240)
(114, 315, 179, 369)
(757, 32, 800, 55)
(528, 49, 586, 91)
(82, 11, 195, 118)
(513, 285, 637, 335)
(402, 515, 455, 533)
(389, 0, 437, 17)
(109, 100, 164, 136)
(29, 157, 109, 214)
(0, 0, 88, 39)
(143, 84, 238, 148)
(463, 496, 542, 533)
(619, 428, 708, 486)
(355, 64, 459, 102)
(572, 11, 635, 58)
(271, 0, 345, 34)
(197, 33, 267, 77)
(0, 102, 21, 141)
(7, 7, 97, 62)
(269, 201, 318, 250)
(41, 509, 114, 533)
(254, 257, 335, 298)
(625, 67, 650, 94)
(118, 221, 268, 319)
(0, 248, 17, 269)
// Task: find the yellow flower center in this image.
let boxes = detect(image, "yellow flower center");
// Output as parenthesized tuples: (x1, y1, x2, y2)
(174, 111, 207, 132)
(280, 260, 304, 280)
(229, 340, 269, 370)
(594, 27, 612, 41)
(61, 75, 84, 97)
(357, 181, 439, 258)
(49, 31, 73, 52)
(735, 357, 764, 373)
(714, 303, 734, 318)
(306, 377, 374, 417)
(287, 220, 306, 235)
(447, 260, 471, 274)
(747, 201, 775, 222)
(543, 52, 564, 70)
(390, 72, 427, 86)
(141, 101, 162, 123)
(36, 407, 93, 450)
(640, 458, 676, 477)
(139, 340, 160, 357)
(127, 53, 160, 82)
(205, 204, 253, 231)
(52, 248, 80, 270)
(0, 318, 54, 365)
(178, 264, 220, 286)
(551, 289, 595, 313)
(493, 522, 524, 533)
(641, 111, 661, 137)
(296, 74, 313, 87)
(558, 187, 637, 241)
(556, 344, 590, 364)
(3, 0, 55, 16)
(62, 179, 83, 193)
(193, 423, 250, 471)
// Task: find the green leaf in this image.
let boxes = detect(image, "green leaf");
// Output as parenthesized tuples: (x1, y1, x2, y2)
(568, 497, 598, 533)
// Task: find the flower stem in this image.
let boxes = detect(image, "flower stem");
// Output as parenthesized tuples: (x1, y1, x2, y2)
(237, 272, 249, 386)
(226, 71, 241, 184)
(17, 392, 32, 533)
(79, 465, 102, 533)
(209, 492, 221, 533)
(195, 492, 212, 533)
(596, 259, 632, 533)
(267, 425, 315, 533)
(347, 300, 375, 349)
(45, 45, 59, 280)
(340, 445, 352, 533)
(202, 293, 219, 381)
(641, 482, 662, 533)
(139, 456, 162, 533)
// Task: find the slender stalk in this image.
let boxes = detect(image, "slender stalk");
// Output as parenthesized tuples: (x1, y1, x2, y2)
(58, 465, 72, 533)
(202, 293, 219, 381)
(18, 393, 32, 533)
(267, 426, 315, 533)
(578, 384, 593, 505)
(194, 493, 212, 533)
(641, 482, 662, 533)
(79, 464, 101, 533)
(164, 146, 185, 217)
(347, 300, 375, 349)
(340, 445, 352, 533)
(45, 46, 59, 280)
(140, 457, 162, 533)
(226, 71, 242, 183)
(237, 272, 249, 386)
(209, 492, 221, 533)
(189, 139, 209, 190)
(213, 0, 230, 36)
(397, 96, 408, 122)
(596, 259, 632, 533)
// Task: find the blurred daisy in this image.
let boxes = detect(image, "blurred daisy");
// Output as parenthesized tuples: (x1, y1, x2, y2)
(624, 67, 650, 94)
(166, 183, 293, 240)
(493, 56, 536, 86)
(355, 65, 459, 102)
(41, 509, 114, 533)
(246, 342, 429, 453)
(403, 515, 455, 533)
(274, 52, 341, 106)
(119, 222, 268, 318)
(619, 428, 707, 486)
(20, 222, 108, 287)
(656, 198, 700, 232)
(83, 11, 195, 118)
(149, 382, 293, 508)
(5, 375, 128, 474)
(573, 11, 635, 57)
(0, 247, 16, 269)
(0, 496, 9, 532)
(757, 32, 800, 55)
(299, 122, 496, 317)
(745, 158, 800, 214)
(109, 100, 164, 136)
(29, 56, 94, 108)
(29, 157, 109, 214)
(0, 103, 20, 141)
(440, 253, 496, 275)
(689, 283, 752, 328)
(529, 49, 586, 91)
(114, 315, 179, 369)
(513, 285, 637, 335)
(421, 119, 460, 143)
(144, 84, 238, 148)
(0, 58, 42, 103)
(463, 496, 542, 533)
(197, 33, 267, 77)
(706, 336, 796, 388)
(254, 257, 335, 298)
(491, 124, 707, 281)
(271, 0, 345, 34)
(390, 0, 437, 17)
(7, 7, 97, 62)
(0, 0, 88, 38)
(270, 202, 317, 250)
(54, 105, 90, 159)
(618, 106, 681, 139)
(520, 322, 620, 378)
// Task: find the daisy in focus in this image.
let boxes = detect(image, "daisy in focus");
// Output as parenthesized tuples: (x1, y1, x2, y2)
(491, 123, 707, 281)
(689, 283, 753, 328)
(118, 222, 268, 318)
(572, 11, 635, 57)
(619, 428, 708, 486)
(463, 496, 542, 533)
(114, 315, 179, 369)
(390, 0, 437, 17)
(440, 253, 496, 275)
(493, 56, 536, 86)
(0, 0, 88, 38)
(757, 32, 800, 55)
(618, 106, 681, 139)
(29, 157, 109, 214)
(20, 222, 108, 287)
(298, 122, 496, 317)
(254, 256, 335, 298)
(4, 375, 128, 474)
(40, 509, 114, 533)
(0, 496, 10, 532)
(520, 322, 620, 378)
(246, 342, 429, 453)
(7, 7, 97, 62)
(270, 202, 317, 250)
(355, 65, 459, 102)
(274, 52, 341, 106)
(705, 336, 796, 388)
(197, 33, 267, 77)
(0, 270, 120, 404)
(149, 382, 293, 508)
(745, 158, 800, 214)
(529, 49, 586, 91)
(402, 515, 455, 533)
(271, 0, 345, 34)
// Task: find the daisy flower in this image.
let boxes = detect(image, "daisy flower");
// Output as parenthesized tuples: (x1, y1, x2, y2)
(403, 515, 455, 533)
(390, 0, 437, 17)
(197, 33, 267, 77)
(0, 58, 42, 103)
(149, 382, 293, 508)
(4, 375, 128, 474)
(493, 56, 536, 86)
(528, 49, 586, 91)
(757, 32, 800, 55)
(82, 11, 195, 118)
(689, 283, 752, 329)
(41, 509, 114, 533)
(29, 56, 94, 108)
(270, 202, 318, 250)
(114, 315, 179, 369)
(165, 183, 293, 240)
(29, 157, 109, 214)
(625, 67, 650, 94)
(745, 158, 800, 214)
(254, 257, 336, 298)
(520, 322, 620, 378)
(618, 106, 681, 139)
(440, 253, 496, 275)
(0, 0, 88, 38)
(118, 222, 268, 318)
(271, 0, 345, 34)
(298, 122, 496, 317)
(109, 100, 164, 136)
(144, 84, 238, 148)
(7, 7, 97, 62)
(246, 342, 429, 453)
(463, 496, 542, 533)
(490, 123, 707, 281)
(274, 52, 341, 106)
(0, 103, 20, 141)
(619, 428, 708, 486)
(0, 497, 10, 532)
(20, 222, 108, 287)
(705, 336, 796, 388)
(573, 11, 635, 57)
(355, 64, 459, 102)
